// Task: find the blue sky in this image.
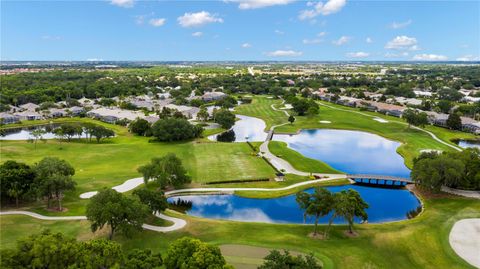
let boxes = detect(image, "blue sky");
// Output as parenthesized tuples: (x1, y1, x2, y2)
(2, 0, 479, 61)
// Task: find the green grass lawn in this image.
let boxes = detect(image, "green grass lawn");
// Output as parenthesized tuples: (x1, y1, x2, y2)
(268, 141, 343, 174)
(0, 120, 276, 215)
(234, 96, 288, 130)
(2, 193, 478, 269)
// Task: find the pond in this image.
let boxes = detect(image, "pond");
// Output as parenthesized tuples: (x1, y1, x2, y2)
(167, 185, 421, 224)
(273, 129, 411, 178)
(0, 125, 87, 140)
(455, 139, 480, 149)
(209, 114, 267, 142)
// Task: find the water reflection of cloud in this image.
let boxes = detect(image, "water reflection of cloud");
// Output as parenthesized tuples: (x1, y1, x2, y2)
(171, 195, 231, 206)
(217, 208, 274, 223)
(273, 129, 409, 177)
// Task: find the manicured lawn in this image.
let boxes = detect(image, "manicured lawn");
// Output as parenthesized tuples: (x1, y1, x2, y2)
(234, 96, 288, 130)
(268, 141, 343, 174)
(234, 178, 351, 198)
(2, 193, 478, 269)
(0, 120, 276, 215)
(1, 125, 275, 191)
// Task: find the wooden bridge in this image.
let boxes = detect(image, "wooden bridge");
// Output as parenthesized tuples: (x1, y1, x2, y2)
(347, 174, 412, 187)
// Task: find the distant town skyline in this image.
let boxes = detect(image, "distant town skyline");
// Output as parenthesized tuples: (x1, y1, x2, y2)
(2, 0, 479, 61)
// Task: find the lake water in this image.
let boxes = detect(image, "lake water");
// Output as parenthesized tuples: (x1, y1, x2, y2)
(209, 114, 267, 142)
(456, 140, 480, 149)
(0, 125, 88, 140)
(273, 129, 411, 178)
(168, 185, 421, 224)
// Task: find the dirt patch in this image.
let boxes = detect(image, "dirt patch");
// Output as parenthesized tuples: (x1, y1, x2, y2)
(343, 230, 359, 238)
(406, 184, 454, 199)
(46, 207, 69, 212)
(308, 232, 326, 240)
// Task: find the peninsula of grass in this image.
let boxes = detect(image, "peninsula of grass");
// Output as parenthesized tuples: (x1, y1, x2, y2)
(234, 178, 350, 199)
(234, 96, 287, 130)
(268, 141, 343, 174)
(2, 192, 479, 269)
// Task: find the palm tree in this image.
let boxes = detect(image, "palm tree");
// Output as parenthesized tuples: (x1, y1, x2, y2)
(332, 189, 369, 234)
(296, 187, 335, 236)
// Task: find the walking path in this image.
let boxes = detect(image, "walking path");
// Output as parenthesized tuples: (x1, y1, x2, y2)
(449, 218, 480, 268)
(441, 186, 480, 199)
(1, 177, 345, 233)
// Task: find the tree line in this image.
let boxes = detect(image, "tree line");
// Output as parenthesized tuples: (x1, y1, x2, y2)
(411, 148, 480, 191)
(1, 230, 323, 269)
(0, 157, 76, 210)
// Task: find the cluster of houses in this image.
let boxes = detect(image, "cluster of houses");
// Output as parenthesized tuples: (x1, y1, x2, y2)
(0, 90, 227, 126)
(0, 102, 86, 124)
(312, 89, 480, 134)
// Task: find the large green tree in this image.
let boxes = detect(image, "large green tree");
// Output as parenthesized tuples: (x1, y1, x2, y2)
(138, 153, 191, 189)
(0, 160, 36, 207)
(74, 239, 124, 268)
(164, 237, 232, 269)
(258, 250, 322, 269)
(151, 118, 203, 141)
(412, 153, 466, 191)
(86, 189, 149, 239)
(129, 118, 151, 136)
(332, 189, 369, 234)
(296, 187, 335, 237)
(34, 157, 76, 210)
(403, 109, 429, 128)
(446, 112, 462, 130)
(214, 109, 236, 129)
(0, 230, 78, 269)
(133, 188, 168, 214)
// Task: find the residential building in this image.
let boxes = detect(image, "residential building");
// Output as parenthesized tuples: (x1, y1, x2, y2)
(202, 91, 227, 102)
(19, 102, 40, 112)
(0, 113, 20, 124)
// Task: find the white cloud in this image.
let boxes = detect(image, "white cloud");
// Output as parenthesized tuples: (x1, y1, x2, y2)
(192, 31, 203, 37)
(149, 18, 166, 27)
(332, 36, 350, 46)
(241, 43, 252, 48)
(317, 31, 327, 37)
(366, 37, 373, 43)
(110, 0, 134, 8)
(346, 51, 369, 58)
(385, 35, 419, 50)
(274, 29, 284, 35)
(299, 0, 346, 20)
(303, 38, 323, 44)
(177, 11, 223, 27)
(41, 35, 61, 40)
(456, 55, 479, 61)
(227, 0, 295, 9)
(86, 58, 103, 61)
(384, 52, 409, 58)
(413, 54, 448, 61)
(267, 50, 303, 57)
(390, 19, 412, 29)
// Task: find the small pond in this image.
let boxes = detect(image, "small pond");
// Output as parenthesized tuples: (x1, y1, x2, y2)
(209, 114, 267, 142)
(168, 185, 421, 224)
(455, 139, 480, 149)
(273, 129, 411, 178)
(0, 125, 88, 140)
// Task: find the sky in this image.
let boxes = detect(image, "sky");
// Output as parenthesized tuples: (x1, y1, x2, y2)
(1, 0, 479, 61)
